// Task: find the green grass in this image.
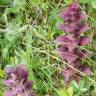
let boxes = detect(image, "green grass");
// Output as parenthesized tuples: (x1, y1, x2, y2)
(0, 0, 96, 96)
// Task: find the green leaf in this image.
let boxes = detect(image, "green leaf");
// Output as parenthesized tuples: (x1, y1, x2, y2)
(58, 88, 68, 96)
(91, 0, 96, 9)
(93, 39, 96, 45)
(67, 86, 73, 96)
(72, 81, 78, 89)
(0, 69, 4, 78)
(3, 0, 26, 15)
(64, 0, 73, 4)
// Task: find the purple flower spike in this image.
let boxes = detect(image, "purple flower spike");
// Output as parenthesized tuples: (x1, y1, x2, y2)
(4, 64, 35, 96)
(55, 2, 93, 85)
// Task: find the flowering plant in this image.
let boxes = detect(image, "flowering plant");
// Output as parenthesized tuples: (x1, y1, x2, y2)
(4, 64, 35, 96)
(55, 2, 93, 84)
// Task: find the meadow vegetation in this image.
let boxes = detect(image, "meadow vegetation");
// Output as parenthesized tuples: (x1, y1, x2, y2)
(0, 0, 96, 96)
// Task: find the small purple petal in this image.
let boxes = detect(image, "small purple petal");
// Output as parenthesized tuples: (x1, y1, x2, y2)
(68, 23, 78, 32)
(16, 64, 28, 82)
(55, 35, 77, 51)
(76, 12, 87, 22)
(78, 25, 90, 34)
(57, 46, 77, 63)
(55, 35, 74, 44)
(4, 66, 15, 76)
(69, 2, 80, 11)
(59, 23, 78, 33)
(62, 68, 75, 84)
(60, 8, 71, 21)
(78, 36, 92, 46)
(24, 80, 33, 89)
(83, 68, 93, 75)
(4, 79, 16, 87)
(14, 87, 24, 93)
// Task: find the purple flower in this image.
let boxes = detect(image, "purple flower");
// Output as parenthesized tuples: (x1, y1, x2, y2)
(4, 64, 35, 96)
(55, 2, 93, 84)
